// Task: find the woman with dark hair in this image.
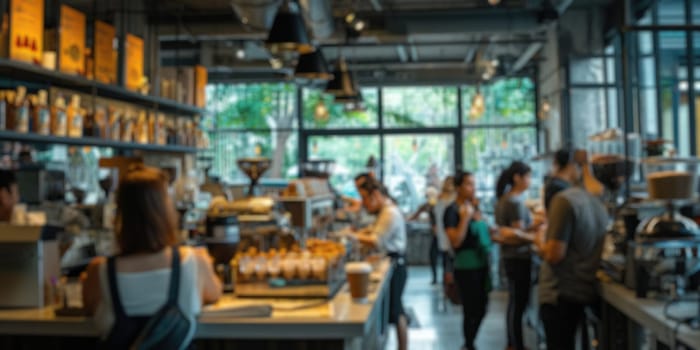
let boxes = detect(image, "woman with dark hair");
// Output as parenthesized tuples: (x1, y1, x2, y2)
(353, 173, 408, 350)
(82, 164, 222, 349)
(444, 170, 492, 350)
(494, 161, 542, 350)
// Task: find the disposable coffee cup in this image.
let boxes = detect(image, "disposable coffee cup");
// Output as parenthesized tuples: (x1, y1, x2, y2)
(345, 262, 371, 302)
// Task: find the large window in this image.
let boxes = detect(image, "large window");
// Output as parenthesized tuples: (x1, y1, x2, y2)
(207, 83, 298, 182)
(302, 87, 379, 129)
(382, 86, 458, 127)
(603, 0, 700, 157)
(462, 78, 535, 125)
(307, 135, 379, 197)
(207, 79, 538, 214)
(383, 134, 455, 213)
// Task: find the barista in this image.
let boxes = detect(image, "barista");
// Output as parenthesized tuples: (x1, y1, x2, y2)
(0, 169, 19, 222)
(352, 173, 408, 350)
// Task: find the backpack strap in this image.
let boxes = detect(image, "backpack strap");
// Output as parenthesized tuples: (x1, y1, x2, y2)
(166, 246, 181, 305)
(106, 256, 127, 319)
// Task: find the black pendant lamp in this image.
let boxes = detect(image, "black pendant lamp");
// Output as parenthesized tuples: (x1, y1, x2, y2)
(294, 50, 333, 82)
(266, 0, 314, 56)
(325, 56, 360, 102)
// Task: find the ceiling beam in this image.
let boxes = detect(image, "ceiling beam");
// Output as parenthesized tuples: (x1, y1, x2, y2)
(409, 45, 419, 62)
(396, 45, 408, 63)
(317, 38, 545, 48)
(510, 42, 543, 73)
(369, 0, 383, 11)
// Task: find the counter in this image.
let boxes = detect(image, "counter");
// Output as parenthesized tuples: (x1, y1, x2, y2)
(601, 282, 700, 349)
(0, 260, 393, 350)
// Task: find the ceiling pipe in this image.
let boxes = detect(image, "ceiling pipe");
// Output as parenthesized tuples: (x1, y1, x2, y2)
(230, 0, 281, 30)
(510, 42, 543, 74)
(298, 0, 334, 39)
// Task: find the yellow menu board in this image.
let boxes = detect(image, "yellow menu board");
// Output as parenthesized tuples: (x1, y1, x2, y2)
(9, 0, 44, 64)
(195, 65, 207, 108)
(59, 5, 85, 75)
(125, 33, 143, 91)
(94, 20, 116, 84)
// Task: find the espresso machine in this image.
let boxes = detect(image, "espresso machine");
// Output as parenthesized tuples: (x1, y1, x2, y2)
(204, 158, 291, 292)
(623, 157, 700, 299)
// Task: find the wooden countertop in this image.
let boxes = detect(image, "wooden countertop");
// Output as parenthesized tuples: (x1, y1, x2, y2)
(601, 282, 700, 348)
(0, 260, 393, 340)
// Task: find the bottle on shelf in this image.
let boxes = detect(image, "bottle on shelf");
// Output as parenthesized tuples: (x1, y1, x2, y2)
(51, 96, 68, 137)
(108, 107, 121, 141)
(5, 91, 16, 131)
(156, 113, 166, 145)
(32, 90, 50, 135)
(67, 95, 83, 138)
(176, 118, 186, 145)
(166, 118, 177, 145)
(94, 104, 107, 139)
(121, 110, 134, 142)
(13, 86, 30, 133)
(82, 106, 97, 137)
(0, 91, 6, 131)
(135, 110, 148, 144)
(148, 112, 156, 144)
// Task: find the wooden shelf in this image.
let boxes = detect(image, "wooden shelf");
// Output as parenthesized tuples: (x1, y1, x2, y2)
(0, 59, 206, 116)
(0, 130, 200, 153)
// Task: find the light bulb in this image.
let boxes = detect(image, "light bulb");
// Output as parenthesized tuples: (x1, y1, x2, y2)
(235, 48, 246, 60)
(314, 100, 329, 121)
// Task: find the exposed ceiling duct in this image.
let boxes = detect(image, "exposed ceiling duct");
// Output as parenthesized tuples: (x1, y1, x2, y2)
(230, 0, 281, 30)
(298, 0, 335, 39)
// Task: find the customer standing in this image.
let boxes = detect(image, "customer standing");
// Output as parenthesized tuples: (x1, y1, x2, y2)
(433, 176, 456, 275)
(495, 161, 541, 350)
(536, 175, 608, 350)
(82, 165, 222, 349)
(353, 173, 408, 350)
(0, 169, 19, 222)
(444, 171, 492, 350)
(409, 186, 439, 284)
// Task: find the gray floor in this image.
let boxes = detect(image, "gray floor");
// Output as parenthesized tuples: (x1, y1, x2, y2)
(384, 266, 509, 350)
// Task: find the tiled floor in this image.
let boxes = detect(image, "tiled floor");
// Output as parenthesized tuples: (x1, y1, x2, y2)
(384, 266, 510, 350)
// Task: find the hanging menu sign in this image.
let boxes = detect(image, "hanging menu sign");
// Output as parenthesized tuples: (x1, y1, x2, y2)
(58, 5, 85, 75)
(195, 65, 207, 108)
(125, 33, 143, 91)
(9, 0, 44, 64)
(94, 20, 116, 84)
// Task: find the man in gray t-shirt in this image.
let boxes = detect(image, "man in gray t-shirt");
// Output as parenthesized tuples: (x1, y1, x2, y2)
(537, 186, 607, 350)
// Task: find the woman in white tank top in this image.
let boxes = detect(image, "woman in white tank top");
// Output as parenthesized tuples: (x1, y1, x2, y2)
(81, 165, 221, 347)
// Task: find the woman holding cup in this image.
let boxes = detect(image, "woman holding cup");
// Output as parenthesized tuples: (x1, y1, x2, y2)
(351, 173, 408, 350)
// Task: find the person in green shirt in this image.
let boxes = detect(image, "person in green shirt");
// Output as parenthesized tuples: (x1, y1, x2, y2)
(444, 170, 492, 350)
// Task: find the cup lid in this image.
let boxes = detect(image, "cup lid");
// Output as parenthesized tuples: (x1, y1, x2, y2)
(345, 262, 371, 273)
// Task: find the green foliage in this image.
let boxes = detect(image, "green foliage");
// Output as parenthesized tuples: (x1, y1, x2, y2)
(302, 88, 379, 129)
(382, 86, 459, 127)
(210, 83, 297, 130)
(463, 77, 535, 124)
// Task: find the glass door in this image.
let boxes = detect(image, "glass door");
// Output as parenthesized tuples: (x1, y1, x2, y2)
(382, 133, 455, 214)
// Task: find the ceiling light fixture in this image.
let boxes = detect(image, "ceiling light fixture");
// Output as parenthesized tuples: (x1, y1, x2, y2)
(344, 12, 366, 39)
(294, 50, 333, 83)
(314, 99, 329, 121)
(325, 56, 361, 104)
(235, 48, 246, 60)
(266, 0, 315, 56)
(469, 87, 485, 120)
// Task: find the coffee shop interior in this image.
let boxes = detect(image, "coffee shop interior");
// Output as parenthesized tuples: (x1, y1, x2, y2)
(2, 0, 700, 349)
